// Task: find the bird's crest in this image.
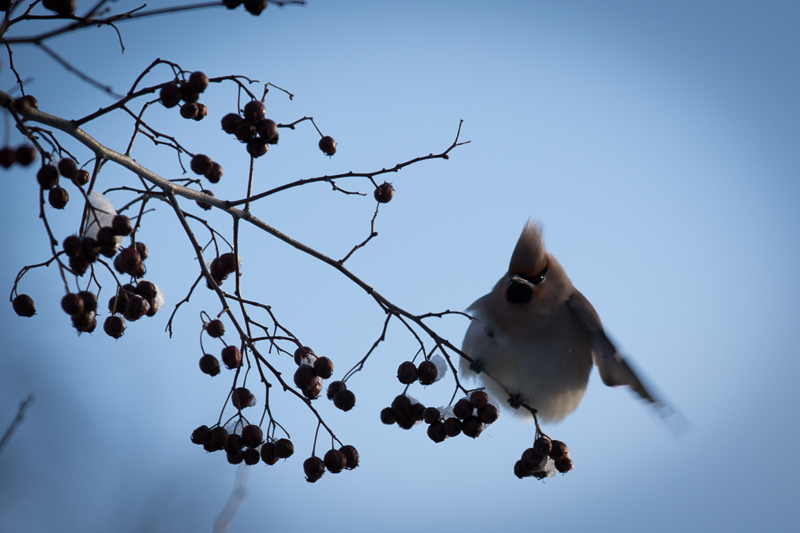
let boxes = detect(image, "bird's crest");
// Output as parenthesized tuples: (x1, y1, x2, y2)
(508, 220, 547, 277)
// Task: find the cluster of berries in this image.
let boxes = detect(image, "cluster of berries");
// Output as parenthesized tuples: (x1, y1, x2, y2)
(0, 144, 37, 169)
(37, 158, 90, 210)
(292, 346, 341, 402)
(159, 71, 210, 121)
(514, 436, 574, 480)
(191, 423, 282, 466)
(223, 0, 269, 15)
(105, 280, 164, 336)
(220, 100, 279, 159)
(380, 389, 499, 442)
(189, 154, 223, 184)
(302, 445, 359, 483)
(199, 340, 242, 377)
(396, 358, 443, 386)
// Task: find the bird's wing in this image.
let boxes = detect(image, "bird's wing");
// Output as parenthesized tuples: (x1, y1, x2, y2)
(566, 290, 692, 437)
(566, 290, 656, 403)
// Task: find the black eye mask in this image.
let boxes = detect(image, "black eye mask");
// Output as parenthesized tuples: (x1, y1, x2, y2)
(505, 262, 548, 304)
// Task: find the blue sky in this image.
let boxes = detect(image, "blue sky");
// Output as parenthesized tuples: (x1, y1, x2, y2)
(1, 1, 798, 531)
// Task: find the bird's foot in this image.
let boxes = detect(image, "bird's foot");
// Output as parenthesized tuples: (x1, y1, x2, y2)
(507, 393, 523, 409)
(468, 359, 484, 374)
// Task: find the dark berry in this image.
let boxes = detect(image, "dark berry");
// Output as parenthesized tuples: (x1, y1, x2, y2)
(521, 448, 544, 470)
(13, 94, 37, 114)
(318, 136, 336, 156)
(196, 189, 214, 211)
(443, 417, 462, 438)
(36, 165, 59, 189)
(231, 387, 254, 409)
(193, 103, 207, 121)
(227, 450, 244, 464)
(418, 360, 438, 385)
(62, 235, 82, 258)
(135, 281, 157, 300)
(123, 294, 150, 321)
(134, 242, 149, 260)
(244, 0, 267, 15)
(57, 158, 78, 179)
(293, 365, 316, 389)
(323, 449, 347, 474)
(514, 460, 534, 479)
(453, 398, 474, 420)
(235, 122, 256, 142)
(218, 253, 237, 274)
(241, 425, 264, 448)
(79, 237, 99, 263)
(188, 71, 209, 93)
(469, 390, 489, 409)
(477, 403, 498, 424)
(274, 438, 294, 459)
(199, 354, 221, 376)
(206, 319, 225, 338)
(396, 361, 418, 384)
(12, 294, 35, 317)
(423, 407, 441, 425)
(72, 169, 90, 187)
(326, 380, 346, 400)
(391, 394, 412, 417)
(294, 346, 316, 366)
(0, 147, 16, 168)
(410, 402, 426, 422)
(374, 182, 394, 203)
(205, 162, 223, 183)
(96, 226, 118, 249)
(61, 293, 84, 316)
(380, 407, 397, 425)
(179, 83, 199, 104)
(243, 448, 260, 465)
(533, 437, 552, 457)
(427, 421, 446, 443)
(256, 119, 279, 144)
(260, 442, 279, 465)
(303, 456, 325, 482)
(71, 311, 97, 333)
(221, 113, 243, 134)
(243, 100, 265, 123)
(246, 138, 268, 158)
(224, 434, 244, 455)
(159, 82, 181, 108)
(333, 389, 356, 412)
(15, 145, 37, 166)
(339, 445, 359, 470)
(111, 215, 132, 236)
(48, 187, 69, 209)
(556, 457, 574, 473)
(461, 415, 483, 439)
(221, 345, 241, 369)
(191, 425, 210, 445)
(103, 315, 125, 339)
(208, 426, 229, 451)
(180, 102, 198, 120)
(550, 440, 568, 460)
(313, 356, 334, 379)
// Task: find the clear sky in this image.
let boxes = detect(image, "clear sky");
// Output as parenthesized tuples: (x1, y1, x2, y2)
(1, 1, 798, 532)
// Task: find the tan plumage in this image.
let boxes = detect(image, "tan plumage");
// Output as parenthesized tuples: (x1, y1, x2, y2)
(461, 221, 663, 424)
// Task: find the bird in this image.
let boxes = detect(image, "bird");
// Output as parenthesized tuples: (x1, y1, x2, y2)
(460, 220, 676, 426)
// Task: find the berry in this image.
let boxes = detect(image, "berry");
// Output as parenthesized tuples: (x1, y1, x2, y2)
(103, 315, 126, 339)
(115, 246, 142, 276)
(453, 398, 474, 420)
(549, 440, 568, 460)
(318, 136, 336, 156)
(0, 147, 16, 168)
(71, 311, 97, 333)
(199, 354, 221, 376)
(293, 365, 316, 389)
(231, 387, 254, 409)
(191, 425, 210, 445)
(224, 434, 244, 455)
(79, 237, 100, 263)
(533, 437, 552, 457)
(443, 417, 462, 438)
(333, 389, 356, 412)
(226, 450, 244, 464)
(243, 100, 265, 123)
(313, 356, 334, 379)
(477, 404, 498, 424)
(326, 380, 346, 400)
(235, 122, 256, 142)
(218, 253, 237, 274)
(244, 0, 267, 15)
(303, 456, 325, 483)
(135, 281, 157, 300)
(205, 162, 223, 183)
(134, 242, 149, 260)
(15, 145, 37, 166)
(339, 445, 359, 469)
(521, 448, 544, 470)
(96, 226, 118, 249)
(243, 448, 260, 465)
(206, 319, 225, 337)
(396, 361, 418, 384)
(208, 426, 229, 451)
(461, 415, 483, 439)
(111, 215, 132, 236)
(123, 295, 150, 321)
(256, 119, 279, 144)
(374, 182, 394, 203)
(180, 102, 199, 120)
(555, 457, 574, 473)
(72, 169, 90, 187)
(62, 235, 82, 258)
(36, 165, 59, 189)
(274, 438, 294, 459)
(48, 186, 69, 209)
(61, 293, 84, 316)
(427, 421, 446, 443)
(241, 425, 264, 448)
(188, 71, 209, 93)
(12, 294, 35, 317)
(323, 449, 347, 474)
(302, 377, 323, 399)
(423, 407, 441, 425)
(45, 0, 75, 16)
(179, 83, 199, 104)
(221, 345, 242, 369)
(223, 0, 242, 8)
(196, 189, 214, 211)
(410, 402, 426, 422)
(380, 407, 397, 425)
(469, 390, 489, 409)
(294, 346, 316, 366)
(77, 291, 97, 313)
(391, 394, 412, 417)
(246, 138, 268, 158)
(260, 442, 279, 465)
(221, 113, 243, 134)
(159, 82, 181, 108)
(13, 94, 37, 115)
(193, 103, 207, 121)
(418, 360, 438, 385)
(514, 460, 534, 479)
(68, 256, 89, 276)
(57, 158, 78, 179)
